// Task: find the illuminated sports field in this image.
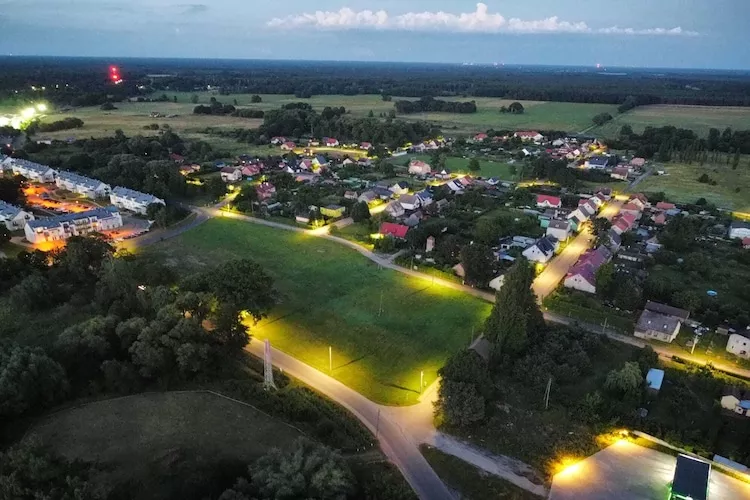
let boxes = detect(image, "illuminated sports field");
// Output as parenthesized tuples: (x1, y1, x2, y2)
(152, 218, 490, 405)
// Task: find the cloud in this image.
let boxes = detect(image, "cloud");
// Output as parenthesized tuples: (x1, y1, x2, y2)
(268, 3, 696, 36)
(181, 4, 208, 15)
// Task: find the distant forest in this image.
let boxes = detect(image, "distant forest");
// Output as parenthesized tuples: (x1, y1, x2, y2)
(2, 58, 750, 109)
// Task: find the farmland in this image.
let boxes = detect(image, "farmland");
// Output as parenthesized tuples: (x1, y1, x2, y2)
(593, 104, 750, 138)
(638, 160, 750, 211)
(150, 218, 490, 405)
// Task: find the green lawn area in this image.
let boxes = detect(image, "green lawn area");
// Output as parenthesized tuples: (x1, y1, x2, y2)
(26, 391, 302, 500)
(637, 161, 750, 211)
(0, 241, 26, 259)
(420, 445, 543, 500)
(405, 154, 518, 180)
(151, 218, 490, 405)
(593, 104, 750, 138)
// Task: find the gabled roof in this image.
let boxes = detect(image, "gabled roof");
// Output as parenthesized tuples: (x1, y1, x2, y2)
(655, 201, 676, 210)
(644, 301, 689, 320)
(548, 219, 570, 230)
(27, 206, 120, 230)
(537, 194, 561, 206)
(220, 166, 238, 174)
(111, 186, 164, 206)
(399, 194, 419, 206)
(0, 200, 24, 219)
(380, 222, 409, 239)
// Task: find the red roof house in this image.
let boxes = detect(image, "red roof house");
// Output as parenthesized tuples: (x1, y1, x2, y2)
(379, 222, 409, 239)
(281, 142, 296, 151)
(169, 153, 185, 164)
(473, 133, 488, 142)
(324, 137, 339, 147)
(743, 237, 750, 249)
(360, 142, 373, 150)
(536, 194, 562, 208)
(656, 201, 676, 211)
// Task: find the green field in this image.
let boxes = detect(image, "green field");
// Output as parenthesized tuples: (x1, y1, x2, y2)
(405, 154, 519, 180)
(27, 391, 302, 499)
(151, 218, 490, 405)
(638, 160, 750, 211)
(594, 104, 750, 138)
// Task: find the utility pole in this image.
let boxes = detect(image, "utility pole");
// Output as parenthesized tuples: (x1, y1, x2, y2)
(329, 346, 333, 373)
(544, 376, 552, 410)
(470, 326, 475, 346)
(602, 317, 608, 333)
(378, 291, 383, 317)
(691, 334, 699, 355)
(420, 370, 424, 393)
(375, 409, 381, 439)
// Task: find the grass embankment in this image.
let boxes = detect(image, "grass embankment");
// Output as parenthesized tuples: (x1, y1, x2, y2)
(420, 445, 542, 500)
(152, 218, 490, 405)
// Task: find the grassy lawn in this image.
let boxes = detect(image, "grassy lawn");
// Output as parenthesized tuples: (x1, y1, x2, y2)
(404, 154, 519, 180)
(543, 293, 635, 335)
(0, 241, 26, 259)
(420, 445, 543, 500)
(637, 160, 750, 211)
(26, 391, 302, 500)
(151, 218, 490, 405)
(594, 104, 750, 138)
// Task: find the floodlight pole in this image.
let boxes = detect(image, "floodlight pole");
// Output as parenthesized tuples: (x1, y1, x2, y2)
(544, 376, 552, 410)
(420, 370, 424, 393)
(691, 334, 699, 355)
(329, 346, 333, 373)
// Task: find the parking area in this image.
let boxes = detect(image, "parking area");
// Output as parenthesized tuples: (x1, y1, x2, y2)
(549, 440, 750, 500)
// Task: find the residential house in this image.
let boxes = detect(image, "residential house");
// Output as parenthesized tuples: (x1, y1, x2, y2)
(169, 153, 185, 164)
(0, 200, 34, 230)
(426, 236, 435, 253)
(652, 213, 667, 226)
(619, 203, 642, 220)
(499, 235, 536, 250)
(634, 301, 690, 343)
(608, 230, 622, 251)
(472, 133, 488, 142)
(611, 166, 629, 180)
(416, 190, 433, 207)
(179, 164, 201, 176)
(270, 136, 286, 145)
(536, 194, 562, 209)
(372, 186, 394, 200)
(563, 246, 612, 294)
(358, 191, 378, 205)
(379, 222, 409, 240)
(398, 194, 421, 211)
(321, 205, 345, 219)
(280, 141, 296, 151)
(404, 213, 421, 227)
(256, 182, 277, 201)
(360, 142, 372, 150)
(357, 157, 372, 168)
(220, 167, 242, 183)
(612, 213, 637, 234)
(629, 193, 649, 210)
(546, 219, 572, 242)
(5, 158, 56, 183)
(324, 137, 339, 147)
(646, 368, 665, 394)
(435, 199, 449, 212)
(729, 221, 750, 240)
(727, 333, 750, 359)
(384, 201, 405, 218)
(24, 206, 123, 244)
(585, 155, 611, 170)
(645, 236, 663, 253)
(743, 237, 750, 250)
(489, 275, 505, 291)
(408, 160, 431, 176)
(514, 131, 543, 142)
(312, 155, 329, 169)
(344, 191, 358, 200)
(390, 181, 410, 196)
(109, 186, 165, 215)
(720, 386, 750, 416)
(655, 201, 676, 211)
(630, 157, 646, 168)
(522, 236, 557, 263)
(241, 164, 262, 177)
(452, 263, 466, 278)
(55, 171, 111, 198)
(617, 250, 647, 265)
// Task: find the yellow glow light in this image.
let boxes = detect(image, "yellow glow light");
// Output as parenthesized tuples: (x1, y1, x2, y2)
(21, 107, 36, 119)
(370, 233, 384, 240)
(36, 103, 47, 112)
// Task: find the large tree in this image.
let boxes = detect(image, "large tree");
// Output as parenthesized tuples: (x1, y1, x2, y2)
(484, 258, 544, 357)
(460, 244, 494, 288)
(591, 217, 612, 248)
(0, 344, 69, 418)
(350, 201, 371, 223)
(435, 350, 492, 427)
(604, 361, 643, 396)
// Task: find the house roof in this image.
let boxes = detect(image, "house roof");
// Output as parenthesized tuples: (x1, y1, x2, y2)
(27, 206, 120, 230)
(608, 230, 621, 246)
(380, 222, 409, 239)
(9, 158, 55, 174)
(394, 181, 409, 189)
(731, 221, 750, 230)
(111, 186, 164, 206)
(637, 309, 682, 335)
(672, 455, 710, 500)
(220, 166, 238, 174)
(644, 301, 690, 320)
(621, 203, 641, 212)
(548, 219, 570, 230)
(531, 237, 556, 255)
(537, 194, 561, 206)
(567, 246, 611, 285)
(515, 130, 541, 138)
(612, 166, 629, 175)
(399, 194, 419, 206)
(587, 155, 610, 166)
(0, 200, 24, 219)
(57, 171, 108, 190)
(655, 201, 676, 210)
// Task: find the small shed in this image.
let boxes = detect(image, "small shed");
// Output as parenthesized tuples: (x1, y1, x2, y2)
(646, 368, 665, 394)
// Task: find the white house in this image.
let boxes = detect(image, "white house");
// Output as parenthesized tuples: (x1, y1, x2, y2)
(5, 158, 56, 183)
(220, 167, 242, 183)
(720, 387, 750, 417)
(24, 206, 123, 244)
(522, 237, 556, 263)
(384, 201, 405, 218)
(634, 301, 690, 343)
(408, 160, 431, 176)
(0, 200, 34, 230)
(390, 181, 409, 196)
(563, 246, 611, 294)
(514, 131, 544, 143)
(727, 333, 750, 359)
(55, 171, 111, 199)
(729, 222, 750, 240)
(546, 219, 572, 242)
(489, 275, 505, 291)
(398, 194, 421, 211)
(109, 186, 165, 215)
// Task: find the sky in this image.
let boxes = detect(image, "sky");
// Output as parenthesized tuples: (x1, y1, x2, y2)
(1, 0, 748, 69)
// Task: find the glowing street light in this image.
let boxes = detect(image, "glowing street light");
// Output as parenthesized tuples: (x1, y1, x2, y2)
(21, 107, 36, 119)
(36, 103, 47, 112)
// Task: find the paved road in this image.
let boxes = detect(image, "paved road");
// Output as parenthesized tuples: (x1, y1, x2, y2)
(533, 230, 593, 302)
(628, 167, 654, 190)
(245, 339, 456, 500)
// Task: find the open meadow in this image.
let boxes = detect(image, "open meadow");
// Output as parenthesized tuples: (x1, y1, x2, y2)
(637, 160, 750, 211)
(403, 153, 519, 180)
(593, 104, 750, 138)
(27, 391, 302, 500)
(150, 218, 491, 405)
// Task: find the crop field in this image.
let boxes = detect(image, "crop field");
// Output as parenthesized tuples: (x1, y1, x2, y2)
(637, 160, 750, 211)
(27, 392, 301, 500)
(594, 104, 750, 138)
(151, 218, 490, 405)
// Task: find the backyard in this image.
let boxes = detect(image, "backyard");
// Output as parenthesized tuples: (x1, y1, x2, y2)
(150, 218, 490, 405)
(402, 153, 519, 180)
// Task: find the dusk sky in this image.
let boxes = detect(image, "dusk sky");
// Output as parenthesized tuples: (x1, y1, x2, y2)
(1, 1, 748, 69)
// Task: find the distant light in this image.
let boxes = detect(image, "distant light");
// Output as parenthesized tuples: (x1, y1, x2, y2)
(36, 103, 47, 112)
(21, 107, 36, 119)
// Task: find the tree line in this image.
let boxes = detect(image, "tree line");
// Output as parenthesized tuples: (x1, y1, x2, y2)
(394, 96, 477, 114)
